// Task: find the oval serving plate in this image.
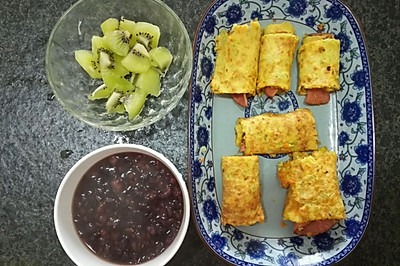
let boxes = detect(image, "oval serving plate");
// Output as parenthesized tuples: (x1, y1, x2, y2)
(188, 0, 374, 265)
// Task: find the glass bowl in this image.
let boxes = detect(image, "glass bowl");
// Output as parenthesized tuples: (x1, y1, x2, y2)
(54, 144, 190, 265)
(46, 0, 192, 131)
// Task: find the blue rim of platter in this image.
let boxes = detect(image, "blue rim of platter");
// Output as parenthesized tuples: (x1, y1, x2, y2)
(188, 0, 374, 265)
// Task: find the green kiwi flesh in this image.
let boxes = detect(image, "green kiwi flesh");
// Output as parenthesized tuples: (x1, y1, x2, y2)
(87, 84, 112, 100)
(105, 30, 131, 56)
(106, 91, 123, 113)
(101, 18, 119, 35)
(120, 18, 137, 47)
(135, 67, 160, 97)
(92, 36, 129, 77)
(121, 43, 151, 73)
(123, 87, 147, 120)
(75, 50, 102, 79)
(76, 17, 173, 120)
(132, 22, 160, 50)
(149, 46, 173, 73)
(99, 52, 133, 93)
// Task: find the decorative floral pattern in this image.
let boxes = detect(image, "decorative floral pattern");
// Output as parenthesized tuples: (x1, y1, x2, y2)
(289, 237, 304, 247)
(338, 131, 349, 146)
(251, 10, 263, 20)
(351, 70, 367, 90)
(225, 3, 243, 25)
(335, 31, 352, 54)
(341, 173, 362, 197)
(196, 126, 209, 147)
(341, 99, 362, 125)
(193, 84, 203, 104)
(207, 176, 215, 192)
(200, 57, 214, 79)
(202, 198, 218, 223)
(305, 15, 316, 27)
(204, 15, 217, 35)
(277, 252, 299, 266)
(245, 239, 267, 260)
(192, 159, 203, 179)
(312, 232, 335, 252)
(233, 229, 244, 241)
(355, 144, 369, 165)
(189, 0, 373, 265)
(285, 0, 308, 18)
(211, 233, 227, 249)
(344, 218, 361, 238)
(325, 4, 344, 22)
(205, 106, 212, 120)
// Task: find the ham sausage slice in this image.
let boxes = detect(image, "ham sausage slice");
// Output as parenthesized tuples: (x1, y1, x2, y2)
(305, 88, 330, 105)
(239, 144, 246, 153)
(294, 219, 338, 236)
(232, 93, 248, 107)
(264, 87, 279, 98)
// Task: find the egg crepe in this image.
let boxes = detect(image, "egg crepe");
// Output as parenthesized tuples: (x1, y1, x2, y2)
(211, 20, 262, 96)
(297, 33, 340, 104)
(257, 22, 299, 96)
(221, 155, 264, 226)
(278, 147, 346, 224)
(235, 108, 318, 155)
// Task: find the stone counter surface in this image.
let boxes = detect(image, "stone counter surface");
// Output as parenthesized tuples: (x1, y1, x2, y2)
(0, 0, 398, 265)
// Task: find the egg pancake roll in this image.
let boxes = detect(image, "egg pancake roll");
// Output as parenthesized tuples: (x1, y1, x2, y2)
(297, 33, 340, 105)
(221, 155, 264, 226)
(257, 22, 299, 97)
(235, 109, 318, 155)
(211, 21, 262, 106)
(278, 147, 346, 236)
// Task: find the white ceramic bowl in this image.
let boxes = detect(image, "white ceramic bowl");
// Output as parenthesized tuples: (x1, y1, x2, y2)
(54, 144, 190, 265)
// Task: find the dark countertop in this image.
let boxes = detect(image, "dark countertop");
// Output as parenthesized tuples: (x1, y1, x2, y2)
(0, 0, 399, 265)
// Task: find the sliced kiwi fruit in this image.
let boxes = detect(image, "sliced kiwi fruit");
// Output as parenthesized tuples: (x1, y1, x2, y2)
(75, 50, 102, 79)
(77, 17, 172, 118)
(101, 18, 119, 35)
(87, 84, 112, 100)
(104, 30, 131, 56)
(123, 87, 147, 120)
(120, 18, 137, 47)
(135, 67, 161, 97)
(132, 22, 160, 50)
(149, 46, 173, 73)
(121, 43, 151, 73)
(119, 18, 136, 33)
(99, 51, 134, 93)
(108, 102, 126, 114)
(106, 91, 123, 113)
(92, 36, 129, 77)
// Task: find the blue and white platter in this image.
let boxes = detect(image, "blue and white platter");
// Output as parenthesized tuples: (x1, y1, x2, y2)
(188, 0, 374, 265)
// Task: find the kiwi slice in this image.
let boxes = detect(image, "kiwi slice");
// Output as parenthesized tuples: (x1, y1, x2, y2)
(135, 67, 161, 97)
(101, 18, 119, 35)
(106, 91, 123, 113)
(104, 30, 131, 56)
(124, 87, 147, 120)
(99, 51, 134, 92)
(87, 84, 112, 100)
(120, 18, 136, 33)
(120, 18, 137, 47)
(132, 22, 160, 50)
(121, 43, 151, 73)
(149, 47, 173, 73)
(92, 36, 129, 77)
(108, 102, 126, 114)
(75, 50, 102, 79)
